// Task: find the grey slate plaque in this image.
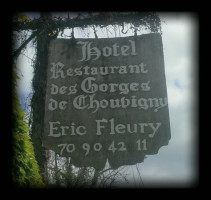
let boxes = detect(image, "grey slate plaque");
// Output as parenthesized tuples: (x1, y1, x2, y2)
(43, 33, 171, 170)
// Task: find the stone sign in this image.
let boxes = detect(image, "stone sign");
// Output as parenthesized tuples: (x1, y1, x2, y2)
(43, 33, 171, 170)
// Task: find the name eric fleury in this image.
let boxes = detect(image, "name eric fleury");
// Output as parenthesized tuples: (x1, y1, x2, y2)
(49, 118, 161, 138)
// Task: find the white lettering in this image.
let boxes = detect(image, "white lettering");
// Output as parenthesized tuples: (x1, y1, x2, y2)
(77, 40, 137, 61)
(96, 118, 108, 135)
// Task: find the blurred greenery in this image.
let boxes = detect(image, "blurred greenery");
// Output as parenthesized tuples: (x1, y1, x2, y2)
(12, 63, 44, 188)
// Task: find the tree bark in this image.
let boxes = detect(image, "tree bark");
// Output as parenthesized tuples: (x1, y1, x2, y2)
(30, 12, 51, 184)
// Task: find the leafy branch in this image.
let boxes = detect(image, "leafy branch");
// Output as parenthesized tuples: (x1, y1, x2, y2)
(13, 12, 161, 33)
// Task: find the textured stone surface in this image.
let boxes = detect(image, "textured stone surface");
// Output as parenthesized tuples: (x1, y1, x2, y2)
(43, 33, 171, 169)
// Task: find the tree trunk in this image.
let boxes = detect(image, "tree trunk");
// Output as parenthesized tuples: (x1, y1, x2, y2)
(30, 12, 51, 184)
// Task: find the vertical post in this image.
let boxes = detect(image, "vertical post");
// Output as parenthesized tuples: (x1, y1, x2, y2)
(65, 157, 74, 187)
(44, 150, 49, 185)
(54, 153, 60, 186)
(30, 12, 51, 184)
(91, 168, 100, 187)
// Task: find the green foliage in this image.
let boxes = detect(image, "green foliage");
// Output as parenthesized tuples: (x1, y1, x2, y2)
(13, 13, 31, 22)
(12, 64, 44, 188)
